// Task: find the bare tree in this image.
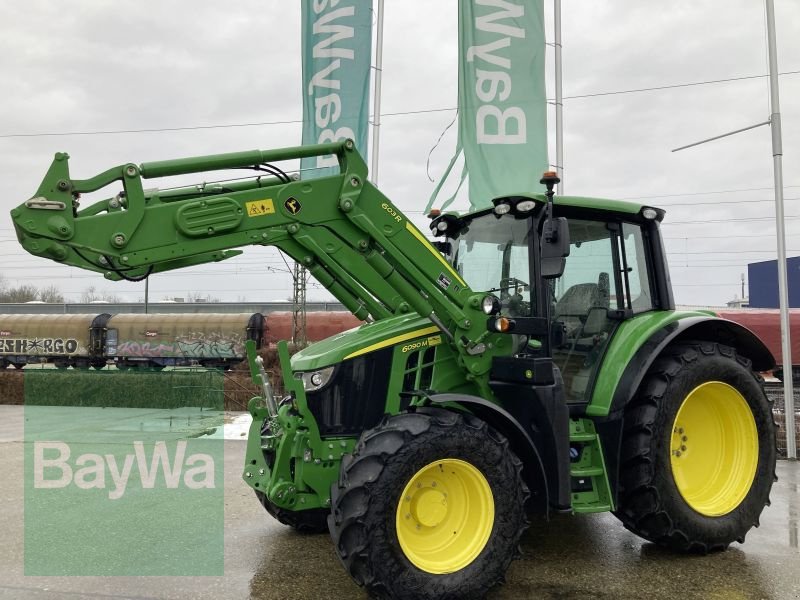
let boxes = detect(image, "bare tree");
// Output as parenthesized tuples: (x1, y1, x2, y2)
(187, 291, 220, 303)
(3, 284, 39, 303)
(38, 285, 65, 303)
(81, 286, 121, 303)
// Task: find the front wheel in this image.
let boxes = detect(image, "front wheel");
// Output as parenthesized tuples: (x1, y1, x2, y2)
(254, 490, 329, 534)
(615, 342, 776, 553)
(329, 407, 528, 600)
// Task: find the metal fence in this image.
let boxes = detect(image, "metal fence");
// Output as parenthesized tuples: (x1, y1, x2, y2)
(766, 382, 800, 459)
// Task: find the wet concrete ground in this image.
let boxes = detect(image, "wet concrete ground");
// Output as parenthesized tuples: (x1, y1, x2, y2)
(1, 404, 799, 600)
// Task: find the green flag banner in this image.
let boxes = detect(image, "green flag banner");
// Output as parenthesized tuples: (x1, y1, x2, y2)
(301, 0, 373, 179)
(429, 0, 548, 212)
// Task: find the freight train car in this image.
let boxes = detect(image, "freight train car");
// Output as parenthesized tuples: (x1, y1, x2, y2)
(264, 311, 362, 343)
(718, 308, 800, 382)
(0, 312, 264, 370)
(0, 313, 109, 369)
(109, 312, 263, 370)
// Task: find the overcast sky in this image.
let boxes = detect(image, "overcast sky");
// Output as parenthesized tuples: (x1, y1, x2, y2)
(0, 0, 798, 307)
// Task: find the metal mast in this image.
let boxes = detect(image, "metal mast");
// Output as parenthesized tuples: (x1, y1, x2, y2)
(766, 0, 795, 459)
(554, 0, 564, 194)
(670, 2, 795, 459)
(292, 262, 308, 347)
(370, 0, 385, 185)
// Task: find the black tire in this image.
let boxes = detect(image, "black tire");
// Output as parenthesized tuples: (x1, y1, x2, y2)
(253, 490, 329, 534)
(329, 407, 528, 600)
(615, 342, 776, 553)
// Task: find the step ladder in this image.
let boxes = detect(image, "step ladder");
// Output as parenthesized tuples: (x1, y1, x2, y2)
(569, 418, 614, 513)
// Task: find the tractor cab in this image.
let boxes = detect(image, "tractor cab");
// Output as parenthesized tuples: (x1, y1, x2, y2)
(431, 185, 671, 407)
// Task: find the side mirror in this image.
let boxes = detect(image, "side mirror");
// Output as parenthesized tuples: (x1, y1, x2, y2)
(540, 217, 570, 279)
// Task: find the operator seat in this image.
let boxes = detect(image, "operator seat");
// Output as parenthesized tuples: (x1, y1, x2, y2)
(553, 283, 599, 341)
(553, 273, 610, 347)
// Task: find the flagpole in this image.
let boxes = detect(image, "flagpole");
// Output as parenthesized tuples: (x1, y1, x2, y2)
(766, 0, 795, 459)
(371, 0, 385, 185)
(554, 0, 564, 195)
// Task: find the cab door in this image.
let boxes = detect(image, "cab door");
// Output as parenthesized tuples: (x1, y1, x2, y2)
(550, 219, 655, 403)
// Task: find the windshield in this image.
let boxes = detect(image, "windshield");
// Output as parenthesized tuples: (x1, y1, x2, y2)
(451, 214, 532, 317)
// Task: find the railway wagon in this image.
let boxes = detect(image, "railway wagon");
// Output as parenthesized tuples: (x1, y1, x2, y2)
(0, 313, 109, 369)
(109, 312, 264, 370)
(0, 312, 264, 370)
(264, 311, 363, 344)
(718, 308, 800, 382)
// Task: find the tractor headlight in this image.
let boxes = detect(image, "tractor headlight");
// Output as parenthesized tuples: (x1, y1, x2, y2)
(481, 295, 501, 315)
(515, 199, 536, 213)
(300, 366, 335, 392)
(493, 202, 511, 215)
(641, 207, 658, 220)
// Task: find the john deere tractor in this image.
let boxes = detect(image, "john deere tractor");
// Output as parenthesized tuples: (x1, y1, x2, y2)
(12, 141, 776, 599)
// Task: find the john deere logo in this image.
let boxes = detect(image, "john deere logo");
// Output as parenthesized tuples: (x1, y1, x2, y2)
(284, 198, 302, 215)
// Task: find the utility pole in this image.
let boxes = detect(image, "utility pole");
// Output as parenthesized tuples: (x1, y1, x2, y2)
(766, 0, 795, 459)
(370, 0, 385, 185)
(554, 0, 564, 195)
(672, 1, 795, 459)
(292, 262, 308, 347)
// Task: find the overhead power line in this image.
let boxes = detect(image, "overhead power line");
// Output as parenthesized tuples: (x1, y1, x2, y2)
(561, 69, 800, 100)
(1, 70, 797, 139)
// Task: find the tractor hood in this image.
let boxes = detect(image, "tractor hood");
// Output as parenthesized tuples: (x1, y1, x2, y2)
(291, 313, 439, 372)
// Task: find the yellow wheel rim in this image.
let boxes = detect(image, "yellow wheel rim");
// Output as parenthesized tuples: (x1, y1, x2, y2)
(670, 381, 759, 517)
(395, 458, 494, 574)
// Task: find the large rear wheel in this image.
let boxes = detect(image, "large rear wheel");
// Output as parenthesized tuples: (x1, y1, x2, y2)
(329, 407, 528, 600)
(615, 342, 776, 552)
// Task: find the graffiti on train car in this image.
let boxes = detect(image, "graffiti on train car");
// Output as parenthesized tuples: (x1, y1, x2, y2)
(116, 331, 245, 358)
(0, 338, 81, 355)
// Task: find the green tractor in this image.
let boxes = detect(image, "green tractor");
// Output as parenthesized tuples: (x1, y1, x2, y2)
(12, 141, 776, 599)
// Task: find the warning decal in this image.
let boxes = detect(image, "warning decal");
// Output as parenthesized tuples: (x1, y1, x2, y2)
(246, 199, 276, 217)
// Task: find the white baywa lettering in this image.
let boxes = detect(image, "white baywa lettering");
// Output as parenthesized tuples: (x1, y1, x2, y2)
(312, 7, 355, 59)
(308, 59, 342, 94)
(466, 37, 512, 69)
(477, 105, 526, 144)
(183, 453, 216, 489)
(34, 441, 72, 489)
(313, 0, 341, 14)
(467, 0, 528, 145)
(307, 2, 360, 150)
(33, 440, 215, 500)
(475, 0, 525, 37)
(475, 69, 511, 102)
(106, 453, 135, 500)
(315, 93, 342, 128)
(74, 453, 105, 490)
(136, 441, 186, 489)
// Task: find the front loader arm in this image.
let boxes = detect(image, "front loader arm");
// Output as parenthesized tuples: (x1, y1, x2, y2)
(12, 141, 498, 378)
